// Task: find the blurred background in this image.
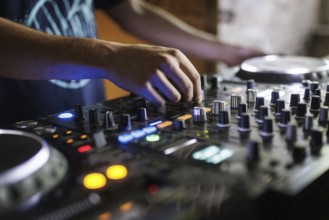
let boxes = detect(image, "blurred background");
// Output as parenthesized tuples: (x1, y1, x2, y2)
(95, 0, 329, 100)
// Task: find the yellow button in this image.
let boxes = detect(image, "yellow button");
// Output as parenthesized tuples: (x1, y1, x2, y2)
(52, 134, 59, 139)
(106, 165, 128, 180)
(205, 107, 211, 113)
(157, 121, 172, 129)
(80, 134, 88, 140)
(66, 138, 74, 144)
(65, 130, 73, 135)
(83, 173, 107, 190)
(177, 114, 192, 120)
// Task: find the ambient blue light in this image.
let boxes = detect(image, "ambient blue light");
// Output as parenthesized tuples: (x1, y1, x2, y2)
(143, 126, 157, 134)
(131, 130, 145, 139)
(58, 113, 74, 119)
(149, 120, 162, 126)
(118, 133, 134, 144)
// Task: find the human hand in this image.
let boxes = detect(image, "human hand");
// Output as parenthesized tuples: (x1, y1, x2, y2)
(104, 43, 202, 106)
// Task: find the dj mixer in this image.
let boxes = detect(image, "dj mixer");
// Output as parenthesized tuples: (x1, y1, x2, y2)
(2, 56, 329, 220)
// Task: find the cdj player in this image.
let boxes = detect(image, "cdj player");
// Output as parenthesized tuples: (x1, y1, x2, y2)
(2, 56, 329, 220)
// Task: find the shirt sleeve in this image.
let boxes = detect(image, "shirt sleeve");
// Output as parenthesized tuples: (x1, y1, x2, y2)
(94, 0, 125, 9)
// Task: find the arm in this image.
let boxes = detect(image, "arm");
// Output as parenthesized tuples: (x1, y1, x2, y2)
(0, 17, 201, 105)
(106, 0, 264, 66)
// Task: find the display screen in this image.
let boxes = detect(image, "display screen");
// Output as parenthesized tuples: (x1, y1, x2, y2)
(191, 145, 233, 164)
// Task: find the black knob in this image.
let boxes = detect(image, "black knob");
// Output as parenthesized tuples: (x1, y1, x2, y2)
(327, 84, 329, 92)
(310, 128, 324, 155)
(201, 75, 208, 89)
(217, 110, 230, 128)
(255, 97, 265, 112)
(303, 113, 314, 131)
(89, 108, 98, 126)
(279, 109, 291, 128)
(314, 88, 321, 97)
(212, 100, 225, 115)
(285, 122, 297, 142)
(193, 107, 207, 123)
(137, 108, 148, 122)
(231, 95, 242, 109)
(119, 114, 132, 131)
(257, 106, 269, 124)
(275, 99, 285, 117)
(238, 113, 251, 132)
(103, 111, 116, 128)
(173, 118, 186, 130)
(74, 104, 84, 121)
(133, 97, 146, 111)
(247, 140, 261, 162)
(270, 90, 280, 107)
(237, 103, 247, 119)
(210, 76, 220, 89)
(302, 80, 310, 88)
(310, 81, 319, 94)
(246, 79, 255, 90)
(292, 142, 307, 163)
(289, 93, 300, 109)
(303, 88, 310, 102)
(319, 106, 329, 124)
(310, 95, 321, 111)
(260, 117, 274, 137)
(296, 102, 307, 119)
(324, 92, 329, 106)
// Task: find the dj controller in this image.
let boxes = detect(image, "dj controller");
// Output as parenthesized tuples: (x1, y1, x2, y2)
(2, 56, 329, 220)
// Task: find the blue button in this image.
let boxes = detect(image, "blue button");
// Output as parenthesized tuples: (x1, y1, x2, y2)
(118, 133, 134, 144)
(143, 126, 157, 134)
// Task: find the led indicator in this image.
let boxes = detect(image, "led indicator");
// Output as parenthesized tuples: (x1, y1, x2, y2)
(118, 133, 134, 144)
(106, 165, 128, 180)
(146, 134, 160, 142)
(65, 130, 73, 135)
(149, 120, 163, 126)
(119, 201, 133, 212)
(78, 145, 92, 153)
(66, 138, 74, 144)
(52, 134, 59, 139)
(83, 173, 106, 190)
(131, 130, 145, 139)
(58, 112, 74, 119)
(80, 134, 88, 140)
(148, 184, 159, 194)
(143, 126, 157, 134)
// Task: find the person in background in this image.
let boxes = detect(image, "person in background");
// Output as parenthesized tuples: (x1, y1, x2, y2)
(0, 0, 262, 127)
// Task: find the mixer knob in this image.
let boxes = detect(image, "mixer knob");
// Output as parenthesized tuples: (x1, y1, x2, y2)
(257, 106, 269, 124)
(238, 113, 251, 132)
(260, 117, 274, 137)
(327, 84, 329, 92)
(303, 113, 314, 131)
(246, 79, 255, 90)
(93, 130, 107, 149)
(319, 106, 329, 124)
(74, 104, 84, 121)
(201, 75, 208, 89)
(247, 140, 261, 163)
(303, 88, 310, 102)
(133, 97, 146, 111)
(217, 110, 230, 128)
(324, 92, 329, 106)
(310, 95, 321, 112)
(254, 97, 265, 113)
(212, 100, 225, 115)
(285, 122, 297, 143)
(310, 128, 324, 155)
(193, 107, 207, 123)
(270, 90, 280, 107)
(310, 81, 319, 94)
(89, 108, 98, 126)
(210, 76, 220, 89)
(173, 118, 186, 130)
(279, 109, 291, 128)
(275, 99, 285, 118)
(230, 95, 242, 109)
(103, 111, 116, 128)
(292, 142, 307, 163)
(302, 79, 310, 88)
(247, 89, 257, 103)
(137, 108, 148, 122)
(237, 103, 247, 119)
(119, 114, 132, 131)
(314, 88, 321, 97)
(295, 102, 307, 119)
(289, 93, 300, 109)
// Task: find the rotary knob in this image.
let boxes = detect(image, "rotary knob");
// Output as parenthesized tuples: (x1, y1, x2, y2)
(310, 95, 321, 112)
(289, 93, 300, 109)
(238, 113, 251, 132)
(137, 108, 148, 122)
(103, 111, 116, 128)
(119, 114, 132, 131)
(212, 100, 225, 115)
(193, 107, 207, 123)
(255, 97, 265, 113)
(296, 102, 307, 119)
(89, 108, 98, 126)
(230, 95, 242, 109)
(270, 90, 280, 107)
(217, 110, 230, 128)
(74, 104, 84, 121)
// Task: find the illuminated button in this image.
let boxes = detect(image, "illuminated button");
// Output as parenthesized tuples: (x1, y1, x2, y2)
(78, 145, 92, 153)
(83, 173, 107, 190)
(118, 133, 134, 144)
(98, 212, 112, 220)
(157, 121, 173, 129)
(205, 107, 211, 113)
(131, 130, 145, 139)
(66, 138, 74, 144)
(80, 134, 88, 140)
(146, 134, 160, 142)
(149, 120, 163, 126)
(106, 165, 128, 180)
(52, 134, 59, 139)
(148, 184, 159, 194)
(177, 114, 192, 120)
(58, 112, 74, 119)
(143, 126, 157, 134)
(120, 201, 133, 212)
(65, 130, 73, 135)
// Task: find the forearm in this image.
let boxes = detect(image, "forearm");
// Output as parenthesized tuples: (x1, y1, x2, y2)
(0, 18, 110, 80)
